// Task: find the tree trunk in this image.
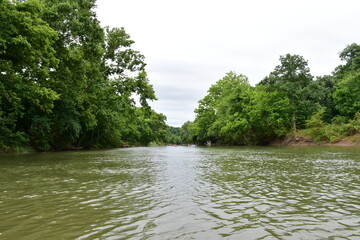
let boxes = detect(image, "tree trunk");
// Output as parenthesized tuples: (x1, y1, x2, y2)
(292, 112, 297, 134)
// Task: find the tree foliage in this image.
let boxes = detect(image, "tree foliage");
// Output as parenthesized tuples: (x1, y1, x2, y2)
(187, 72, 292, 145)
(333, 43, 360, 118)
(0, 0, 59, 151)
(259, 54, 319, 131)
(165, 126, 181, 145)
(1, 1, 359, 150)
(183, 44, 360, 145)
(0, 0, 167, 151)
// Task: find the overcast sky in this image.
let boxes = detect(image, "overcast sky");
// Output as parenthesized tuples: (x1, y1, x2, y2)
(96, 0, 360, 127)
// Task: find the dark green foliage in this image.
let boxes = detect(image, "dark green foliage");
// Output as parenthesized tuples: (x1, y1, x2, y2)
(132, 108, 168, 145)
(259, 54, 318, 131)
(333, 72, 360, 118)
(0, 0, 167, 151)
(333, 44, 360, 118)
(314, 75, 338, 122)
(0, 0, 59, 151)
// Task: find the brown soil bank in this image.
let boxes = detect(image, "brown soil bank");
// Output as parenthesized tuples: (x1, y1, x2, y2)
(274, 135, 360, 147)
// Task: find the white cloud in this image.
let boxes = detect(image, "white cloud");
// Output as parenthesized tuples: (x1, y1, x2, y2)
(96, 0, 360, 127)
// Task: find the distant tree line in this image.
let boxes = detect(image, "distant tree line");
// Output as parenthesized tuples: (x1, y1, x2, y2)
(0, 0, 168, 151)
(181, 43, 360, 145)
(164, 126, 181, 145)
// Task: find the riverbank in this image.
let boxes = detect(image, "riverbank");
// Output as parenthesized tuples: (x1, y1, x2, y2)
(3, 135, 360, 154)
(274, 134, 360, 147)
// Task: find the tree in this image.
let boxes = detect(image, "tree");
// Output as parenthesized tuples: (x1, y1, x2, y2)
(190, 71, 293, 145)
(333, 43, 360, 118)
(139, 108, 168, 145)
(333, 72, 360, 118)
(314, 75, 338, 122)
(258, 54, 317, 131)
(193, 72, 249, 144)
(32, 0, 159, 150)
(335, 43, 360, 75)
(207, 73, 251, 144)
(0, 0, 59, 151)
(244, 86, 292, 144)
(208, 84, 292, 145)
(180, 121, 197, 144)
(164, 126, 181, 145)
(1, 0, 166, 151)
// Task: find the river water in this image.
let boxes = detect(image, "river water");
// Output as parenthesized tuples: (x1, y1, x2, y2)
(1, 146, 360, 239)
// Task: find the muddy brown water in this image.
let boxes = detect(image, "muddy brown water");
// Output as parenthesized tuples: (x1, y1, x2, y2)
(1, 146, 360, 239)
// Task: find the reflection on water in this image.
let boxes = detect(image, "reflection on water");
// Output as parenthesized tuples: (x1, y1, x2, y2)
(0, 146, 360, 239)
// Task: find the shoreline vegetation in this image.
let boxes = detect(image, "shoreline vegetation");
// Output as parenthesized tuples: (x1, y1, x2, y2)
(1, 1, 360, 153)
(1, 0, 168, 153)
(177, 44, 360, 149)
(6, 136, 360, 154)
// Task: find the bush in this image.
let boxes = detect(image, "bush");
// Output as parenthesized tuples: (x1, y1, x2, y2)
(305, 110, 360, 143)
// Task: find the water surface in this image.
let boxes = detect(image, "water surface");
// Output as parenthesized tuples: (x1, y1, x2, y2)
(1, 146, 360, 239)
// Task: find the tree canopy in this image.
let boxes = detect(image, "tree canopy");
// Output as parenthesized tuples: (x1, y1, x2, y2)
(1, 0, 359, 150)
(182, 43, 360, 145)
(0, 0, 167, 151)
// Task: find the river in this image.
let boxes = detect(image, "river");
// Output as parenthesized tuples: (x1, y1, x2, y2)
(1, 146, 360, 239)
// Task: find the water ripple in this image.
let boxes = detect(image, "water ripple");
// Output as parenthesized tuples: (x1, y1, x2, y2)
(0, 146, 360, 239)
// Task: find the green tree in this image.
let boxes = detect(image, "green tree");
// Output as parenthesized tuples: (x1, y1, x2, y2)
(333, 72, 360, 118)
(180, 121, 197, 144)
(314, 75, 338, 122)
(1, 0, 166, 151)
(335, 43, 360, 76)
(165, 126, 181, 145)
(207, 73, 251, 144)
(193, 72, 249, 144)
(190, 71, 294, 145)
(245, 86, 292, 144)
(36, 0, 158, 150)
(259, 54, 317, 131)
(333, 43, 360, 118)
(209, 85, 292, 145)
(0, 0, 59, 151)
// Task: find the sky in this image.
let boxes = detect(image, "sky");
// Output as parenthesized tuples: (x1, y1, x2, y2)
(95, 0, 360, 127)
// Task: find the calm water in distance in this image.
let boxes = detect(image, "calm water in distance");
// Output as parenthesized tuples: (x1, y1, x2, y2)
(1, 146, 360, 239)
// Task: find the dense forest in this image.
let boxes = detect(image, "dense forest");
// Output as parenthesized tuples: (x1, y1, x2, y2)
(180, 43, 360, 145)
(2, 1, 360, 152)
(0, 0, 168, 152)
